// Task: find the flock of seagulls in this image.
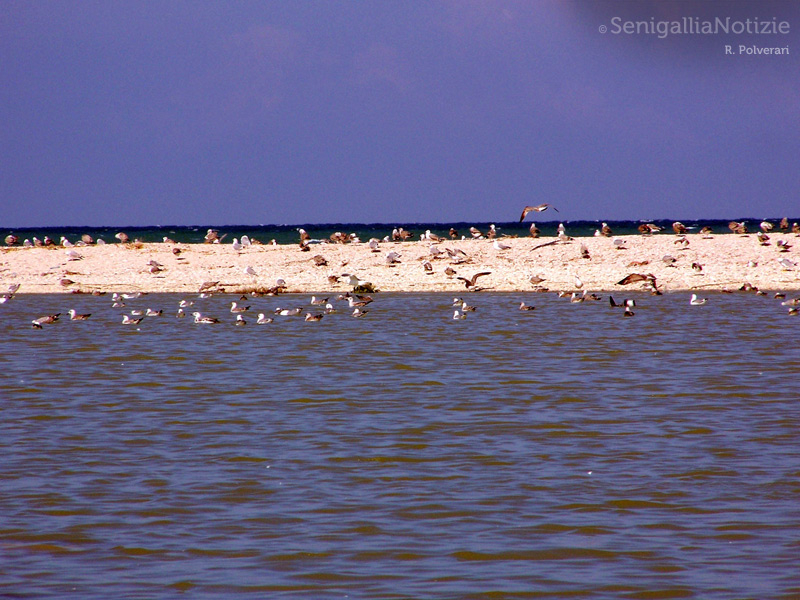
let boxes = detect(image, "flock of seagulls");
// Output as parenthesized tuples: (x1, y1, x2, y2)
(15, 266, 798, 330)
(3, 213, 799, 325)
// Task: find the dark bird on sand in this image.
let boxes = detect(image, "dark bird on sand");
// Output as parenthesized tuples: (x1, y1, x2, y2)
(672, 222, 687, 235)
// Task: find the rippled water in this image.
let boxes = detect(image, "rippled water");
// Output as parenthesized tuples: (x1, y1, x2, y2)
(2, 292, 799, 598)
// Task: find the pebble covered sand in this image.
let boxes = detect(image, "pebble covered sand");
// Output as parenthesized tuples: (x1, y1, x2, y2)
(2, 232, 799, 295)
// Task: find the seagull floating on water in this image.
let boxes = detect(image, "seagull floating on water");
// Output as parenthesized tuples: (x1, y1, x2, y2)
(192, 312, 220, 324)
(690, 294, 708, 306)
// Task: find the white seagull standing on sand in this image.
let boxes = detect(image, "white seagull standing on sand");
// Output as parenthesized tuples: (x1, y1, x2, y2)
(493, 239, 511, 251)
(778, 258, 797, 270)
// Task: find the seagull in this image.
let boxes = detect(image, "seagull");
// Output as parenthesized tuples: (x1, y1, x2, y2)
(230, 301, 250, 313)
(529, 223, 540, 238)
(240, 235, 251, 247)
(613, 238, 626, 249)
(368, 238, 380, 252)
(519, 204, 559, 221)
(385, 251, 401, 265)
(662, 255, 678, 267)
(244, 266, 257, 276)
(235, 314, 247, 326)
(623, 306, 635, 317)
(453, 310, 466, 320)
(692, 262, 703, 273)
(343, 273, 373, 290)
(232, 238, 243, 251)
(673, 222, 687, 234)
(519, 302, 535, 311)
(304, 313, 324, 322)
(31, 314, 60, 328)
(617, 273, 657, 286)
(256, 313, 273, 324)
(352, 308, 368, 318)
(469, 227, 483, 239)
(122, 314, 143, 324)
(347, 296, 371, 308)
(310, 296, 328, 305)
(760, 221, 774, 233)
(179, 299, 194, 307)
(461, 301, 476, 312)
(690, 294, 708, 306)
(778, 257, 797, 270)
(600, 223, 612, 237)
(423, 261, 433, 274)
(67, 309, 91, 321)
(457, 272, 491, 290)
(145, 309, 163, 317)
(574, 275, 584, 289)
(198, 281, 219, 292)
(115, 232, 129, 243)
(192, 312, 220, 324)
(324, 303, 337, 314)
(493, 239, 511, 251)
(776, 240, 791, 252)
(700, 226, 713, 238)
(579, 243, 590, 259)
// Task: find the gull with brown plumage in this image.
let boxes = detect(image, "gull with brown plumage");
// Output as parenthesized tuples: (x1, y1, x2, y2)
(457, 272, 491, 290)
(519, 204, 559, 222)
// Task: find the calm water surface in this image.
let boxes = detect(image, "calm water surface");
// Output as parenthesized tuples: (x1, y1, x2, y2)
(1, 291, 799, 599)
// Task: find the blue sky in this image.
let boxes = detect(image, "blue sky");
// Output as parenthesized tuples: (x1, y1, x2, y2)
(2, 1, 798, 227)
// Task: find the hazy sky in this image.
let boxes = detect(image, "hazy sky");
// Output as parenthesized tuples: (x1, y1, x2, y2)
(2, 1, 799, 227)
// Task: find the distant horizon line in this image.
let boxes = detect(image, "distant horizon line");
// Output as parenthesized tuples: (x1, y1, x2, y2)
(3, 216, 797, 231)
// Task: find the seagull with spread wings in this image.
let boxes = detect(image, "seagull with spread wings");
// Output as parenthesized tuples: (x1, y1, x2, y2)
(519, 204, 559, 222)
(457, 272, 491, 290)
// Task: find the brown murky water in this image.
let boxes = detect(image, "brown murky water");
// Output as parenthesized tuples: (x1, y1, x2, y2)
(2, 292, 799, 598)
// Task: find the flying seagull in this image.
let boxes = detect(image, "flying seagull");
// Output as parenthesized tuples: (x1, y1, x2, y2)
(457, 272, 491, 289)
(519, 204, 559, 222)
(617, 273, 657, 286)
